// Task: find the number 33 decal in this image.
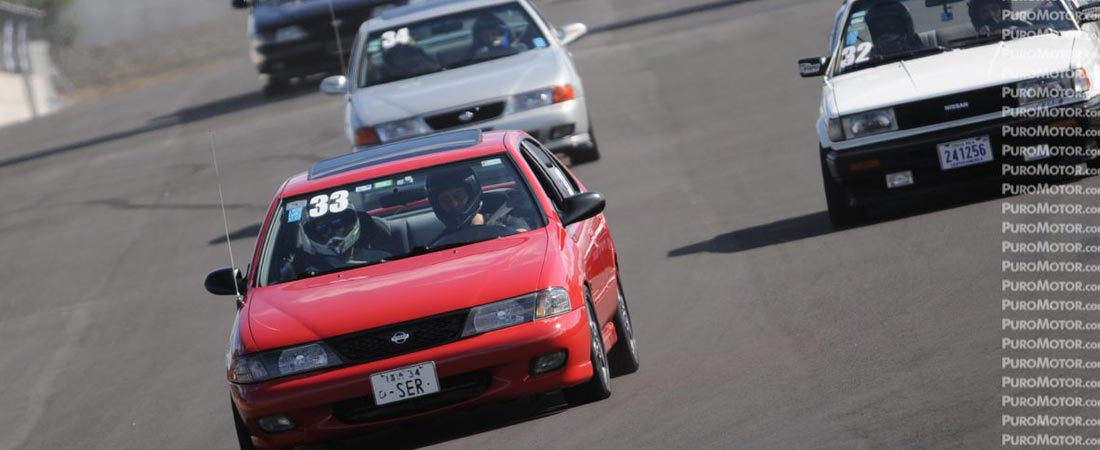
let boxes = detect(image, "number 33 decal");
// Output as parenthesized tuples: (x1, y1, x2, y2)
(839, 42, 872, 69)
(308, 190, 350, 218)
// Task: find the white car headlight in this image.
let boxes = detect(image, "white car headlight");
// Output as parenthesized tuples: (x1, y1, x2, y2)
(272, 25, 308, 44)
(374, 118, 432, 143)
(1016, 69, 1090, 107)
(230, 342, 343, 384)
(840, 107, 898, 140)
(462, 288, 573, 337)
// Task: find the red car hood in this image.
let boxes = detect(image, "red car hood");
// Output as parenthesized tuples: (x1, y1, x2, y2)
(245, 229, 549, 350)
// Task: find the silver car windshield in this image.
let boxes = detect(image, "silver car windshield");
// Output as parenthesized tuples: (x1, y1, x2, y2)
(357, 2, 548, 87)
(834, 0, 1076, 75)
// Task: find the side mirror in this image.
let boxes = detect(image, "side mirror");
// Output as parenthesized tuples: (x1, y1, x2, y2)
(561, 192, 606, 226)
(558, 23, 588, 46)
(231, 0, 251, 9)
(1078, 3, 1100, 23)
(320, 75, 349, 95)
(798, 56, 828, 77)
(205, 267, 247, 296)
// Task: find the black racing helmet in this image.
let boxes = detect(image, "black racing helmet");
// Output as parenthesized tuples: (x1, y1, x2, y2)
(968, 0, 1011, 30)
(426, 166, 483, 230)
(865, 0, 917, 38)
(471, 13, 514, 49)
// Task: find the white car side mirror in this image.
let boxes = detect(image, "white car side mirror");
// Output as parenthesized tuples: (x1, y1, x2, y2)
(320, 75, 349, 95)
(558, 23, 587, 46)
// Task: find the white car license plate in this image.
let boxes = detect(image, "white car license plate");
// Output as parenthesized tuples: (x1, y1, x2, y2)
(370, 362, 440, 406)
(937, 135, 993, 170)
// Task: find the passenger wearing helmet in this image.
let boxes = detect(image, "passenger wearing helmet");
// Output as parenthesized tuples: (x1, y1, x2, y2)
(469, 13, 528, 59)
(279, 206, 395, 280)
(968, 0, 1029, 33)
(864, 0, 924, 56)
(426, 166, 530, 241)
(382, 42, 441, 80)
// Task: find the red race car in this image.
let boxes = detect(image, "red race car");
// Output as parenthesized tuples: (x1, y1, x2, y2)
(204, 130, 639, 450)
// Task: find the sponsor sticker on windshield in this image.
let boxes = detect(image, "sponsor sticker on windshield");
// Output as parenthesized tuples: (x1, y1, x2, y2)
(375, 179, 395, 189)
(355, 184, 373, 193)
(287, 207, 304, 223)
(533, 37, 548, 48)
(481, 158, 503, 167)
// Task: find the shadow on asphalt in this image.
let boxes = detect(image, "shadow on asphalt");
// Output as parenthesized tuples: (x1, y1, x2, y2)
(207, 222, 263, 246)
(0, 85, 315, 170)
(667, 184, 1010, 257)
(316, 393, 571, 450)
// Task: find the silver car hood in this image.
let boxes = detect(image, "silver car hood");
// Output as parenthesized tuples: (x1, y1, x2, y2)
(352, 48, 565, 125)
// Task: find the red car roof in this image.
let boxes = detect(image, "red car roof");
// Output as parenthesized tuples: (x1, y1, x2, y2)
(279, 130, 519, 199)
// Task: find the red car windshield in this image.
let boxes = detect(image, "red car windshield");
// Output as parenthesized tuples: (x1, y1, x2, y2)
(255, 156, 546, 286)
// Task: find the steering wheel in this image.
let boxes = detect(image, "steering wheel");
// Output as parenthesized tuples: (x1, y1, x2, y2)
(429, 224, 516, 248)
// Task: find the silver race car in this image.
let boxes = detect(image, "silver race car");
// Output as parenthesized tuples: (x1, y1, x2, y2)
(322, 0, 600, 163)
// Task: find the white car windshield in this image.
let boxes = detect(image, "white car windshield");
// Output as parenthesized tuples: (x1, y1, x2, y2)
(833, 0, 1076, 75)
(357, 2, 548, 87)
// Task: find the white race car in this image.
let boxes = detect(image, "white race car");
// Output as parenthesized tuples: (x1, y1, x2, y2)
(322, 0, 600, 163)
(801, 0, 1100, 226)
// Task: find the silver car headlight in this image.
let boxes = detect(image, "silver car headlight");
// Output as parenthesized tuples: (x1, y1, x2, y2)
(1016, 69, 1090, 107)
(229, 342, 343, 384)
(374, 118, 432, 143)
(461, 288, 573, 337)
(507, 85, 576, 114)
(840, 107, 898, 140)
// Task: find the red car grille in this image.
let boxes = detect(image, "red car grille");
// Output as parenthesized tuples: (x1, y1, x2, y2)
(325, 310, 468, 363)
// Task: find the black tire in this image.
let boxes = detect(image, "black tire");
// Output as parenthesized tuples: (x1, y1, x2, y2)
(232, 401, 257, 450)
(261, 77, 289, 97)
(563, 293, 612, 406)
(820, 147, 862, 228)
(570, 123, 601, 164)
(607, 279, 639, 376)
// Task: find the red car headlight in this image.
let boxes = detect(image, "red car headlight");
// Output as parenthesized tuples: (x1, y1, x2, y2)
(229, 342, 344, 384)
(461, 287, 573, 337)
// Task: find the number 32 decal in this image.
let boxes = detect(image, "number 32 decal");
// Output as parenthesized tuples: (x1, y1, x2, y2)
(839, 42, 872, 69)
(308, 190, 350, 218)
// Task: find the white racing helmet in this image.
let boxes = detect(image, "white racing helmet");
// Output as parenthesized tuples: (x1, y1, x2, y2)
(298, 208, 361, 257)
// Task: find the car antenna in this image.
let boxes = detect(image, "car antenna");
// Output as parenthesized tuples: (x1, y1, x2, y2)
(327, 0, 348, 74)
(209, 132, 244, 304)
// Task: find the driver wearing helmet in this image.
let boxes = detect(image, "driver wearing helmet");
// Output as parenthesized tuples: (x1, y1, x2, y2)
(968, 0, 1029, 33)
(426, 166, 530, 238)
(864, 0, 925, 56)
(279, 206, 395, 280)
(469, 13, 527, 59)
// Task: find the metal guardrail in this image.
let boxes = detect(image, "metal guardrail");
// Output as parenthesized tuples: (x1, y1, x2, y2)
(0, 1, 44, 19)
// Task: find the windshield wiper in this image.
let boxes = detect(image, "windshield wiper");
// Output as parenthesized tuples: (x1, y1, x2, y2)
(290, 258, 388, 281)
(384, 237, 498, 263)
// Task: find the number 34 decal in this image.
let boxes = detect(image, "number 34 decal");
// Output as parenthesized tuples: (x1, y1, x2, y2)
(309, 190, 350, 218)
(839, 42, 872, 69)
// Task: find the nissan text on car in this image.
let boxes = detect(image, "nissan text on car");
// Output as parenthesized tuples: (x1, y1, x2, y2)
(204, 130, 639, 450)
(800, 0, 1100, 227)
(320, 0, 601, 163)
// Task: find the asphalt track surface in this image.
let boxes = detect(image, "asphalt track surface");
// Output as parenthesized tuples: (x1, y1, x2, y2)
(4, 0, 1099, 449)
